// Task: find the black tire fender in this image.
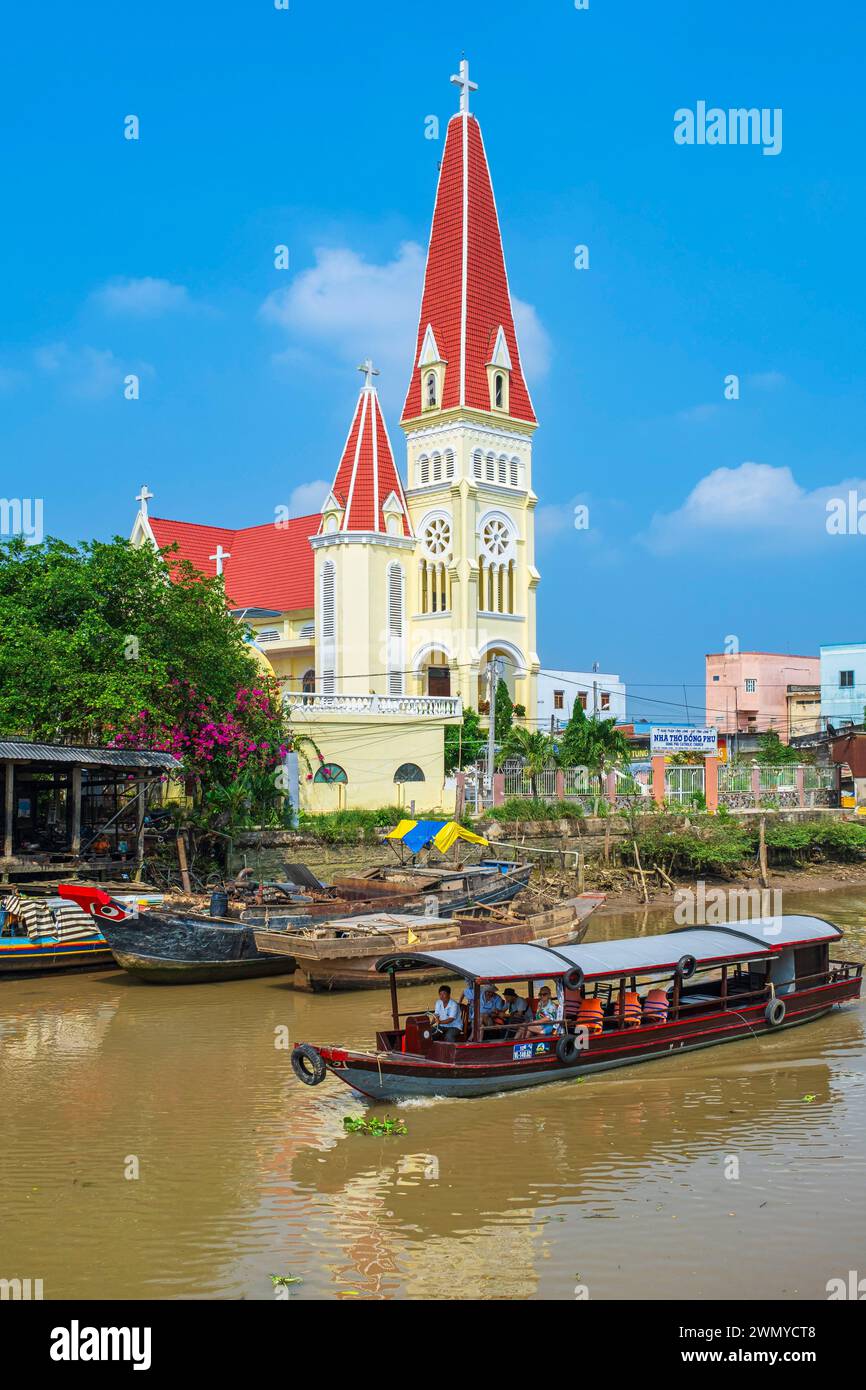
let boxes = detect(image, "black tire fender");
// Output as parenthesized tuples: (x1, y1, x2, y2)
(562, 965, 584, 991)
(556, 1033, 582, 1065)
(676, 953, 697, 980)
(291, 1043, 327, 1086)
(765, 998, 786, 1027)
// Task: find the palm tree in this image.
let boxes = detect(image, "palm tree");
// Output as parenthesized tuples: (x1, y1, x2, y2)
(499, 725, 554, 798)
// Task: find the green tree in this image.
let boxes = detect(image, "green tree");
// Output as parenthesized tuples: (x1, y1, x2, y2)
(557, 701, 631, 776)
(755, 731, 799, 766)
(445, 706, 486, 773)
(494, 676, 514, 744)
(0, 535, 316, 825)
(498, 725, 554, 797)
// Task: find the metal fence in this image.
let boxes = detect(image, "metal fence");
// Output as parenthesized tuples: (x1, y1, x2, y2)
(665, 766, 706, 802)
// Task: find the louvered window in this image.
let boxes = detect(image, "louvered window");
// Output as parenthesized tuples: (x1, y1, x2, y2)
(473, 451, 483, 480)
(387, 563, 404, 695)
(320, 561, 336, 694)
(419, 454, 430, 485)
(445, 450, 455, 479)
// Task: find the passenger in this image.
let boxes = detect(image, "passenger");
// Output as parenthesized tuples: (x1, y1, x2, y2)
(479, 983, 506, 1027)
(529, 985, 559, 1037)
(432, 985, 462, 1041)
(642, 987, 669, 1025)
(501, 987, 533, 1037)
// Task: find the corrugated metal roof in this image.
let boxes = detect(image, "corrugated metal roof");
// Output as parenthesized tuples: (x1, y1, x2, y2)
(376, 917, 842, 982)
(0, 741, 181, 770)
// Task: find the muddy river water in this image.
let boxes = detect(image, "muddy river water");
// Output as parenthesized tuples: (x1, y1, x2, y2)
(2, 884, 865, 1300)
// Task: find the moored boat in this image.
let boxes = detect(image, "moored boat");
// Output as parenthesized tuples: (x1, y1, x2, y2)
(290, 915, 863, 1099)
(256, 892, 604, 991)
(57, 884, 294, 984)
(0, 889, 164, 976)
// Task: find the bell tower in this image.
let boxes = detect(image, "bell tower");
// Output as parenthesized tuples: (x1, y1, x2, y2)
(401, 60, 540, 718)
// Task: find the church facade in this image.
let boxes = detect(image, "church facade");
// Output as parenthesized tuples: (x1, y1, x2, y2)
(131, 63, 541, 812)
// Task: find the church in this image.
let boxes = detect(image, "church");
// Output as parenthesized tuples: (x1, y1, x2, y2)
(131, 62, 541, 813)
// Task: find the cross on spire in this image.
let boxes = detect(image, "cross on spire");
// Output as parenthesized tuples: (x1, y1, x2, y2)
(135, 484, 154, 517)
(358, 358, 380, 391)
(209, 544, 231, 576)
(450, 57, 477, 114)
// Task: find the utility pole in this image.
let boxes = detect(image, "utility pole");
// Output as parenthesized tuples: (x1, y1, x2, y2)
(486, 657, 501, 791)
(592, 660, 600, 719)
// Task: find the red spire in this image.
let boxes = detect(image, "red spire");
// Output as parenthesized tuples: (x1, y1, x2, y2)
(401, 106, 536, 426)
(326, 366, 411, 534)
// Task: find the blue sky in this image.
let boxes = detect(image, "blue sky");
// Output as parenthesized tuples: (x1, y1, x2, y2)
(3, 0, 865, 723)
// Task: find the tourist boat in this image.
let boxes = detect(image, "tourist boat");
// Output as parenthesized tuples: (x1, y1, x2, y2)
(290, 915, 863, 1099)
(256, 892, 604, 992)
(0, 888, 164, 976)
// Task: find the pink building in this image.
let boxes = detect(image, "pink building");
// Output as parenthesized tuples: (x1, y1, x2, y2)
(706, 651, 820, 742)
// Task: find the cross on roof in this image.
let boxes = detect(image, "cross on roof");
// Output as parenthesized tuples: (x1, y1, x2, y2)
(358, 358, 380, 391)
(210, 544, 231, 576)
(135, 484, 154, 517)
(450, 57, 477, 115)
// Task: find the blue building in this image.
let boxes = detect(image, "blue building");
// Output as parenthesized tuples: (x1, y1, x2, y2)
(820, 643, 866, 727)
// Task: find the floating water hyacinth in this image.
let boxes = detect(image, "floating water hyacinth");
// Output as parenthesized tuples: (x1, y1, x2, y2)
(343, 1115, 408, 1136)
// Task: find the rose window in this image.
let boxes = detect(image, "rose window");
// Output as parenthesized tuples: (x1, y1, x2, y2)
(424, 517, 451, 557)
(482, 517, 510, 557)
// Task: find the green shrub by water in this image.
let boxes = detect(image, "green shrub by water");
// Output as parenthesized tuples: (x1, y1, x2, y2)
(485, 798, 586, 824)
(626, 816, 866, 875)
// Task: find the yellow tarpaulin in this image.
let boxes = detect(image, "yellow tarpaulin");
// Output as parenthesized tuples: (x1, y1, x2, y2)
(385, 819, 489, 852)
(432, 821, 488, 853)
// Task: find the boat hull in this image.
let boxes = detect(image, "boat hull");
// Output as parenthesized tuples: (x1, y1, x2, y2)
(110, 947, 293, 985)
(0, 938, 115, 976)
(313, 980, 859, 1100)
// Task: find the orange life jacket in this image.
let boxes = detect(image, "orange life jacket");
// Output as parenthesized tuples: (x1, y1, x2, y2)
(576, 996, 604, 1036)
(643, 988, 669, 1025)
(619, 990, 642, 1027)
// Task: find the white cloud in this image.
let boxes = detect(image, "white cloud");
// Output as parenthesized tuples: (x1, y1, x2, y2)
(92, 277, 192, 317)
(747, 370, 786, 390)
(33, 341, 151, 400)
(260, 241, 550, 400)
(676, 403, 719, 424)
(288, 479, 330, 515)
(644, 461, 866, 554)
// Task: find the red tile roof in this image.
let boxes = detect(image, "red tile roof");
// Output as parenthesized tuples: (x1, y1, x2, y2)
(401, 113, 536, 425)
(149, 514, 317, 612)
(327, 385, 411, 534)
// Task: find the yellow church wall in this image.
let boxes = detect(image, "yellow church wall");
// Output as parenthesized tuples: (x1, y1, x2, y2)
(295, 715, 457, 814)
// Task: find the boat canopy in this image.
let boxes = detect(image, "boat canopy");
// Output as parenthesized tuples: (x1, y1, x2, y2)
(385, 819, 489, 854)
(375, 916, 843, 982)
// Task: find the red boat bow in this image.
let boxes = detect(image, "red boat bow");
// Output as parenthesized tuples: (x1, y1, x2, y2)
(58, 884, 134, 923)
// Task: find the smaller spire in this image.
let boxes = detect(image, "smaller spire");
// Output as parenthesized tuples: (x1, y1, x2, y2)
(450, 57, 477, 115)
(358, 357, 380, 391)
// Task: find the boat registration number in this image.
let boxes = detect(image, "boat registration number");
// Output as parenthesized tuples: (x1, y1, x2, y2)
(513, 1042, 550, 1060)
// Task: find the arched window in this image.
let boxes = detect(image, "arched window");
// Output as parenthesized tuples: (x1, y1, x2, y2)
(445, 449, 455, 479)
(425, 372, 438, 408)
(319, 560, 336, 695)
(432, 451, 442, 481)
(419, 454, 430, 485)
(485, 452, 495, 482)
(494, 373, 505, 408)
(498, 454, 507, 485)
(387, 562, 405, 695)
(394, 763, 425, 783)
(313, 762, 347, 784)
(473, 450, 483, 480)
(509, 457, 519, 487)
(302, 669, 315, 693)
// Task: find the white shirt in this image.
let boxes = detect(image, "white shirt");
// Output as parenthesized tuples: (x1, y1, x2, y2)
(434, 997, 461, 1030)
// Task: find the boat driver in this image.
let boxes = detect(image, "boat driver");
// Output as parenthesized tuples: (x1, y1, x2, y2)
(432, 985, 462, 1041)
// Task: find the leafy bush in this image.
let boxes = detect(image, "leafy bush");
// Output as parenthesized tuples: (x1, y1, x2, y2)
(485, 798, 585, 823)
(298, 806, 407, 843)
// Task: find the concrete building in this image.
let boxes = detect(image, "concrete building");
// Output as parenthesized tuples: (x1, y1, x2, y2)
(706, 651, 820, 742)
(536, 670, 626, 731)
(820, 642, 866, 728)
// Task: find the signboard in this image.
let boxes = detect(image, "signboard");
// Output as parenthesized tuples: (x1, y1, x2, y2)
(650, 726, 718, 755)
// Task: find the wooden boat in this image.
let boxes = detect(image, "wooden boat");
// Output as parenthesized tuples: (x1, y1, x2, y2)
(0, 889, 163, 976)
(56, 884, 293, 985)
(290, 915, 863, 1099)
(257, 892, 604, 992)
(241, 860, 532, 930)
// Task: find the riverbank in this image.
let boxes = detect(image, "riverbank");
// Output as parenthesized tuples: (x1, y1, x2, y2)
(585, 860, 866, 918)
